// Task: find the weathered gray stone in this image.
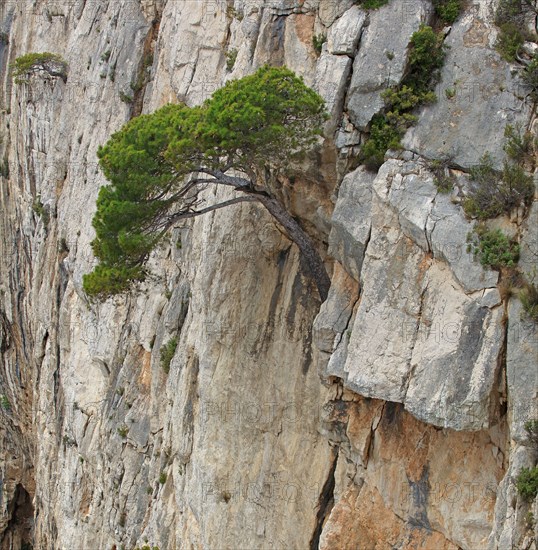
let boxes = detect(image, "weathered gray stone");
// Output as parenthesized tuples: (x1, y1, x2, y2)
(403, 10, 534, 169)
(375, 159, 436, 251)
(519, 199, 538, 279)
(405, 263, 505, 431)
(314, 50, 352, 133)
(1, 1, 534, 548)
(477, 288, 502, 309)
(318, 0, 355, 27)
(345, 0, 431, 129)
(339, 159, 506, 430)
(343, 201, 425, 403)
(375, 159, 499, 293)
(506, 299, 538, 443)
(428, 196, 499, 292)
(313, 262, 358, 359)
(326, 6, 365, 55)
(488, 445, 538, 550)
(328, 166, 374, 281)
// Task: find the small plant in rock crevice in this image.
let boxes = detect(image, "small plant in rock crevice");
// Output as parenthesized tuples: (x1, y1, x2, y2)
(117, 425, 129, 438)
(312, 34, 326, 55)
(523, 53, 538, 99)
(516, 466, 538, 500)
(430, 158, 456, 193)
(160, 337, 178, 373)
(463, 153, 534, 220)
(360, 25, 446, 170)
(0, 394, 11, 411)
(519, 280, 538, 322)
(494, 0, 538, 61)
(466, 225, 520, 270)
(524, 419, 538, 449)
(32, 196, 50, 226)
(433, 0, 462, 24)
(119, 90, 133, 104)
(354, 0, 390, 8)
(503, 123, 537, 167)
(225, 48, 238, 71)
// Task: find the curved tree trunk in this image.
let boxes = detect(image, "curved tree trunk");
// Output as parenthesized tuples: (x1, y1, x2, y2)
(167, 169, 331, 301)
(255, 194, 330, 302)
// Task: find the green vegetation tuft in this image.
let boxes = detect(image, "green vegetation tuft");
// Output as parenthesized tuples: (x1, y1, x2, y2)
(160, 337, 178, 373)
(495, 0, 537, 61)
(433, 0, 462, 24)
(360, 114, 400, 170)
(117, 425, 129, 438)
(159, 472, 167, 484)
(0, 394, 11, 411)
(430, 159, 455, 193)
(405, 25, 446, 94)
(32, 196, 50, 226)
(361, 25, 445, 170)
(524, 419, 538, 448)
(312, 34, 326, 55)
(516, 466, 538, 500)
(520, 281, 538, 322)
(0, 157, 9, 179)
(466, 225, 520, 270)
(119, 91, 133, 104)
(504, 123, 536, 165)
(225, 48, 238, 71)
(355, 0, 389, 8)
(496, 22, 525, 61)
(463, 154, 534, 220)
(11, 52, 67, 83)
(523, 54, 538, 99)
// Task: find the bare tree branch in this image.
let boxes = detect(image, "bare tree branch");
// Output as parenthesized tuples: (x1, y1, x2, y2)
(161, 195, 258, 230)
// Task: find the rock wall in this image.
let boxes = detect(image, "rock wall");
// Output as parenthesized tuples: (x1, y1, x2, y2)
(0, 1, 536, 549)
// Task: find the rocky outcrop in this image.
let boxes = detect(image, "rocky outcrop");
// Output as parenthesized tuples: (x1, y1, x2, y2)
(0, 1, 536, 549)
(346, 0, 432, 130)
(403, 1, 535, 169)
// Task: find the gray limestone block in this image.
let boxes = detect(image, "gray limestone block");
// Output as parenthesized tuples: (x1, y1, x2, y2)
(327, 5, 366, 56)
(328, 166, 375, 281)
(403, 11, 534, 169)
(345, 0, 431, 130)
(506, 299, 538, 443)
(405, 263, 505, 431)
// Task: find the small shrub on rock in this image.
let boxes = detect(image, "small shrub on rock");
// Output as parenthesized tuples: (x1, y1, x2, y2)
(361, 25, 445, 171)
(524, 419, 538, 448)
(466, 225, 520, 270)
(355, 0, 389, 8)
(504, 123, 536, 165)
(523, 54, 538, 99)
(360, 114, 400, 170)
(516, 466, 538, 500)
(160, 337, 178, 373)
(312, 34, 326, 55)
(520, 281, 538, 322)
(433, 0, 462, 24)
(495, 0, 537, 61)
(463, 154, 534, 219)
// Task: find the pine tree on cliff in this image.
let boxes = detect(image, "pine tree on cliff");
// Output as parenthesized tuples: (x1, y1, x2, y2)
(83, 66, 331, 300)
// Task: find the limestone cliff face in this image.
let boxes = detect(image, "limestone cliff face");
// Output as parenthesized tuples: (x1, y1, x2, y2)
(0, 1, 536, 549)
